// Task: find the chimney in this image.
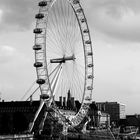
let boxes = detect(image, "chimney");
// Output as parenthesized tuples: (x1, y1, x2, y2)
(59, 96, 62, 106)
(67, 90, 71, 107)
(63, 97, 66, 107)
(71, 97, 75, 109)
(67, 90, 71, 100)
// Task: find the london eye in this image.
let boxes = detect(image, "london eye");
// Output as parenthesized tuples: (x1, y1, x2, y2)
(30, 0, 94, 134)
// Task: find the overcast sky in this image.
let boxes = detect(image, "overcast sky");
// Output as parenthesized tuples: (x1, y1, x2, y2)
(0, 0, 140, 115)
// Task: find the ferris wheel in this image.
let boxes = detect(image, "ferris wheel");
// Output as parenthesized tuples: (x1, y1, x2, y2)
(31, 0, 94, 133)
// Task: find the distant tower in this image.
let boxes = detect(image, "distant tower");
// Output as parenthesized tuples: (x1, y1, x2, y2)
(63, 97, 66, 107)
(67, 90, 71, 108)
(71, 97, 75, 108)
(67, 89, 71, 99)
(59, 96, 62, 106)
(67, 90, 75, 109)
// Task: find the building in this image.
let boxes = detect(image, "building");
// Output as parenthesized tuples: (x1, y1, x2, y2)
(126, 115, 140, 126)
(96, 102, 126, 125)
(0, 101, 40, 134)
(100, 112, 110, 128)
(125, 114, 140, 133)
(0, 92, 77, 135)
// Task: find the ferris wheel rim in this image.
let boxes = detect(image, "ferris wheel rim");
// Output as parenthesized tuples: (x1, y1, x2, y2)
(33, 0, 94, 127)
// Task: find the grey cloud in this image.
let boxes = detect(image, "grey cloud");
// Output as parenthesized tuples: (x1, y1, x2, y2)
(83, 0, 140, 42)
(0, 0, 140, 42)
(0, 0, 38, 31)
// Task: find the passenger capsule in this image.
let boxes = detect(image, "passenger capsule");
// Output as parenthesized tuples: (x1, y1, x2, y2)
(33, 28, 42, 34)
(35, 13, 44, 19)
(81, 18, 86, 23)
(76, 8, 82, 13)
(85, 96, 91, 101)
(73, 0, 79, 4)
(34, 62, 43, 67)
(87, 64, 93, 68)
(83, 29, 89, 33)
(88, 75, 94, 79)
(38, 1, 48, 7)
(87, 86, 93, 90)
(33, 45, 42, 50)
(40, 94, 50, 100)
(36, 79, 45, 84)
(87, 52, 93, 56)
(85, 40, 91, 44)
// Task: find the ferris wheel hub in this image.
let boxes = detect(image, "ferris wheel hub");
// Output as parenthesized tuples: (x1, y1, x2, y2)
(50, 55, 76, 63)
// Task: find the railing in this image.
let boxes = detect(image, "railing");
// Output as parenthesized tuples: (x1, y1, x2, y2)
(115, 126, 138, 140)
(0, 134, 34, 140)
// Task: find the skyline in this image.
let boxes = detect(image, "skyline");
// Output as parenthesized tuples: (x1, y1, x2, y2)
(0, 0, 140, 115)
